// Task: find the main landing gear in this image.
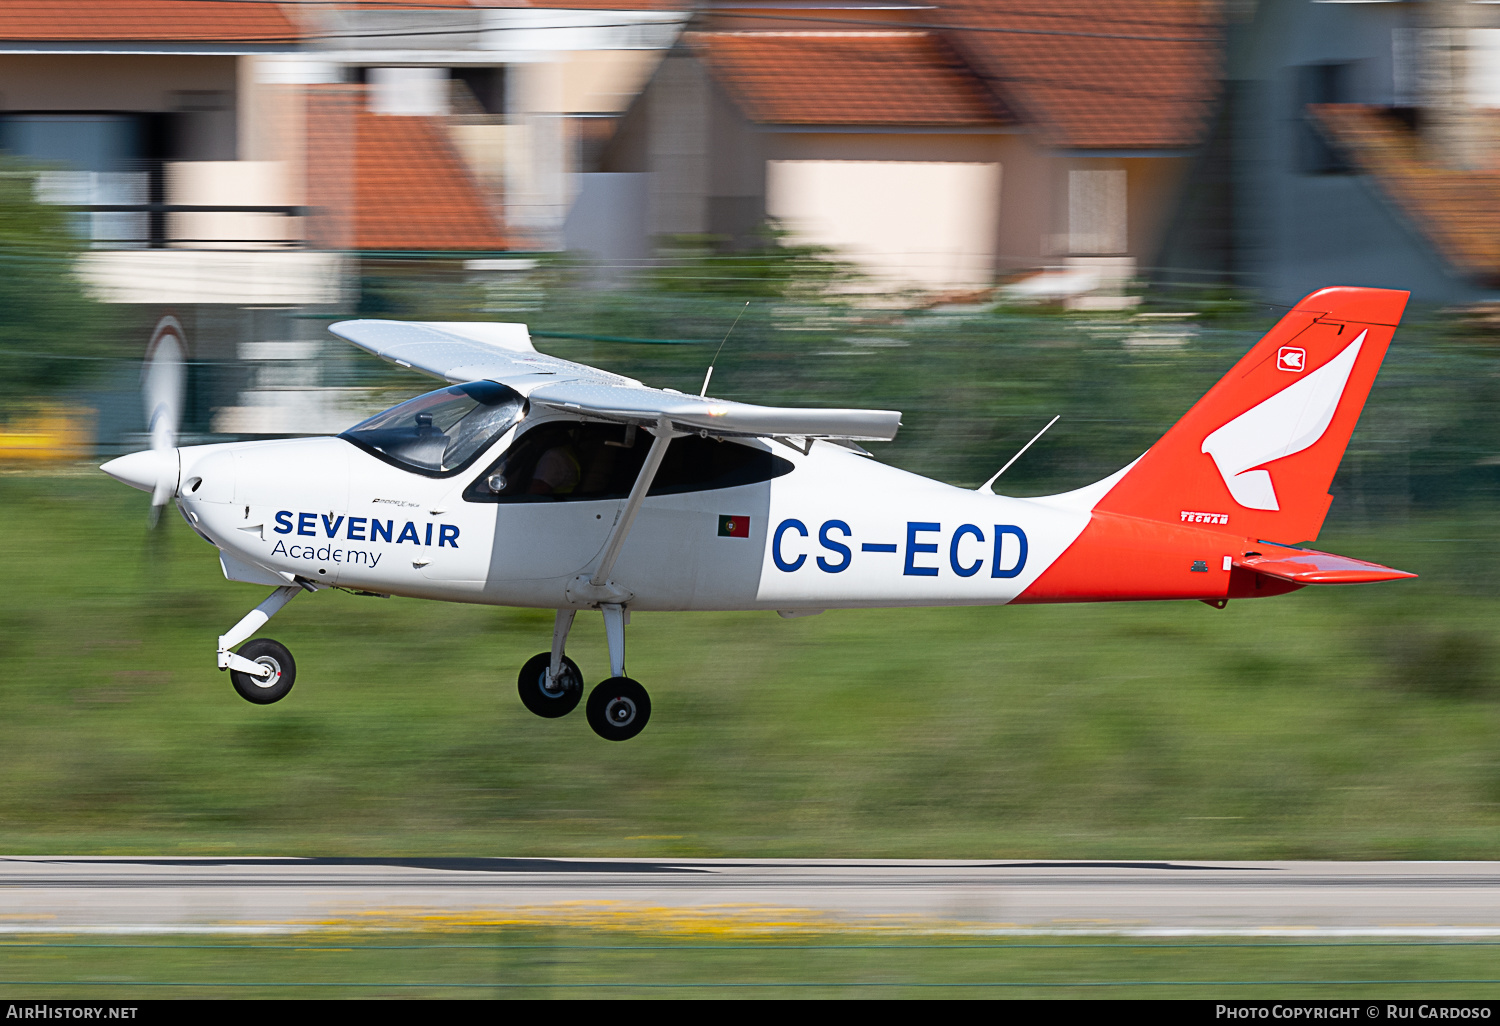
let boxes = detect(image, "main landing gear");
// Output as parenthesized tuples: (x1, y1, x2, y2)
(517, 610, 583, 717)
(519, 604, 651, 741)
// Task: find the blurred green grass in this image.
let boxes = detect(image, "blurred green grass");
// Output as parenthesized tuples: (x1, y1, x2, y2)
(3, 933, 1500, 998)
(1, 470, 1498, 858)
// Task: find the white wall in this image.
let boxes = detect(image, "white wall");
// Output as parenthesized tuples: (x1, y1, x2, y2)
(368, 67, 450, 115)
(1469, 27, 1500, 106)
(78, 251, 346, 305)
(765, 159, 1000, 291)
(564, 172, 649, 267)
(166, 161, 293, 249)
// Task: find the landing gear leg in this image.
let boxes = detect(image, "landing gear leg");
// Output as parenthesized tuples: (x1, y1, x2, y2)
(550, 608, 577, 684)
(518, 609, 582, 718)
(601, 603, 626, 679)
(217, 584, 302, 704)
(586, 603, 650, 741)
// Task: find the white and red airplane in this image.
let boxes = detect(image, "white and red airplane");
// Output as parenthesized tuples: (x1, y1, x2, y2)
(102, 286, 1414, 741)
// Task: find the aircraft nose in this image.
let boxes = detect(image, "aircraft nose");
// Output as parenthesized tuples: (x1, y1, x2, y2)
(100, 449, 175, 494)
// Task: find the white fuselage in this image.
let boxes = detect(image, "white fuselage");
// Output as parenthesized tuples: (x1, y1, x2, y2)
(178, 416, 1108, 612)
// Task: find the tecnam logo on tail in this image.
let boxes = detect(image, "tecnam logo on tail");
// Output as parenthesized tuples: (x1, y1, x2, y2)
(1199, 330, 1366, 511)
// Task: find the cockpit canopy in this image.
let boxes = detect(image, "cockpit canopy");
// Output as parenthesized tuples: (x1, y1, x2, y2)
(341, 380, 526, 475)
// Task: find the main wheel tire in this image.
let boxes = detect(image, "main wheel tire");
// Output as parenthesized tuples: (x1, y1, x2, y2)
(585, 677, 651, 741)
(230, 638, 296, 705)
(517, 652, 583, 718)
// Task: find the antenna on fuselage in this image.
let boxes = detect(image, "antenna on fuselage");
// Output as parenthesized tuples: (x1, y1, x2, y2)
(700, 300, 750, 398)
(977, 415, 1060, 493)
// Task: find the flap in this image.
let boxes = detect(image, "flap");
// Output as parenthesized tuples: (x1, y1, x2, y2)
(528, 381, 902, 441)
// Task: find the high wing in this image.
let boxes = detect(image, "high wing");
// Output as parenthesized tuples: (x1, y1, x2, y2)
(329, 318, 902, 442)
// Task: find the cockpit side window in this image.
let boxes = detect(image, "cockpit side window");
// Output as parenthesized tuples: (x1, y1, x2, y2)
(341, 381, 526, 476)
(463, 422, 794, 503)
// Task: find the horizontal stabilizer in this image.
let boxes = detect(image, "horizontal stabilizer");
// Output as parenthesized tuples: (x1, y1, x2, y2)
(1235, 547, 1416, 585)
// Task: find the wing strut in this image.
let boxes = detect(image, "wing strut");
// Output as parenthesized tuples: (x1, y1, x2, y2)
(570, 415, 682, 604)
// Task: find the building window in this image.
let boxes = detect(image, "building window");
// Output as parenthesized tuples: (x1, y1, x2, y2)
(368, 67, 450, 116)
(0, 114, 152, 246)
(452, 67, 506, 116)
(1297, 62, 1352, 174)
(170, 90, 234, 161)
(1068, 169, 1127, 255)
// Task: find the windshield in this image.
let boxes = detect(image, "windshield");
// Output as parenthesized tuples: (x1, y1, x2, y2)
(342, 381, 526, 475)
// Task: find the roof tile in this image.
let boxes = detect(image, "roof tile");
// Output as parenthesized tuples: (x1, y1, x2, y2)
(0, 0, 299, 41)
(939, 0, 1220, 150)
(307, 86, 510, 252)
(692, 30, 1008, 127)
(1312, 103, 1500, 282)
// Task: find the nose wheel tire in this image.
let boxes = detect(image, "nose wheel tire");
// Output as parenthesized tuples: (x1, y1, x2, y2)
(586, 677, 651, 741)
(518, 652, 583, 718)
(230, 638, 296, 705)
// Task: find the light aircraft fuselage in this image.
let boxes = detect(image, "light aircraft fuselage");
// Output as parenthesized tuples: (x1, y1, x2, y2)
(179, 429, 1121, 612)
(101, 286, 1419, 740)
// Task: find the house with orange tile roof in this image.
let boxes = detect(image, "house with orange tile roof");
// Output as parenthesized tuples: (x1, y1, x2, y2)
(1160, 0, 1500, 305)
(0, 0, 689, 439)
(293, 1, 689, 247)
(592, 1, 1221, 296)
(0, 2, 369, 287)
(0, 0, 306, 262)
(0, 0, 687, 259)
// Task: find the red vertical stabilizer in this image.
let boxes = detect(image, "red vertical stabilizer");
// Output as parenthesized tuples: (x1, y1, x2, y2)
(1018, 286, 1408, 603)
(1092, 286, 1407, 542)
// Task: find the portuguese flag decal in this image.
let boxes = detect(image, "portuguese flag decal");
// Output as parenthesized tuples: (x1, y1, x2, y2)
(718, 514, 750, 538)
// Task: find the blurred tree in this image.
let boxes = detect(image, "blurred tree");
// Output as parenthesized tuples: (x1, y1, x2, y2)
(0, 159, 119, 401)
(648, 226, 862, 300)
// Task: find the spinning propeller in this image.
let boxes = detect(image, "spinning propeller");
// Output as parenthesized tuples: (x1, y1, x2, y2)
(100, 315, 186, 527)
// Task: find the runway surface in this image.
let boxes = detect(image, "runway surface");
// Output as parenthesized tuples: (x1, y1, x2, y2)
(2, 858, 1499, 936)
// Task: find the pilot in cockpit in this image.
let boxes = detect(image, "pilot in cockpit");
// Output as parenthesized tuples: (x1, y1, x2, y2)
(528, 442, 582, 495)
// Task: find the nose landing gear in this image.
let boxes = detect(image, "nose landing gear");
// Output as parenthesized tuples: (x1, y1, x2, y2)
(219, 583, 305, 705)
(518, 604, 652, 741)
